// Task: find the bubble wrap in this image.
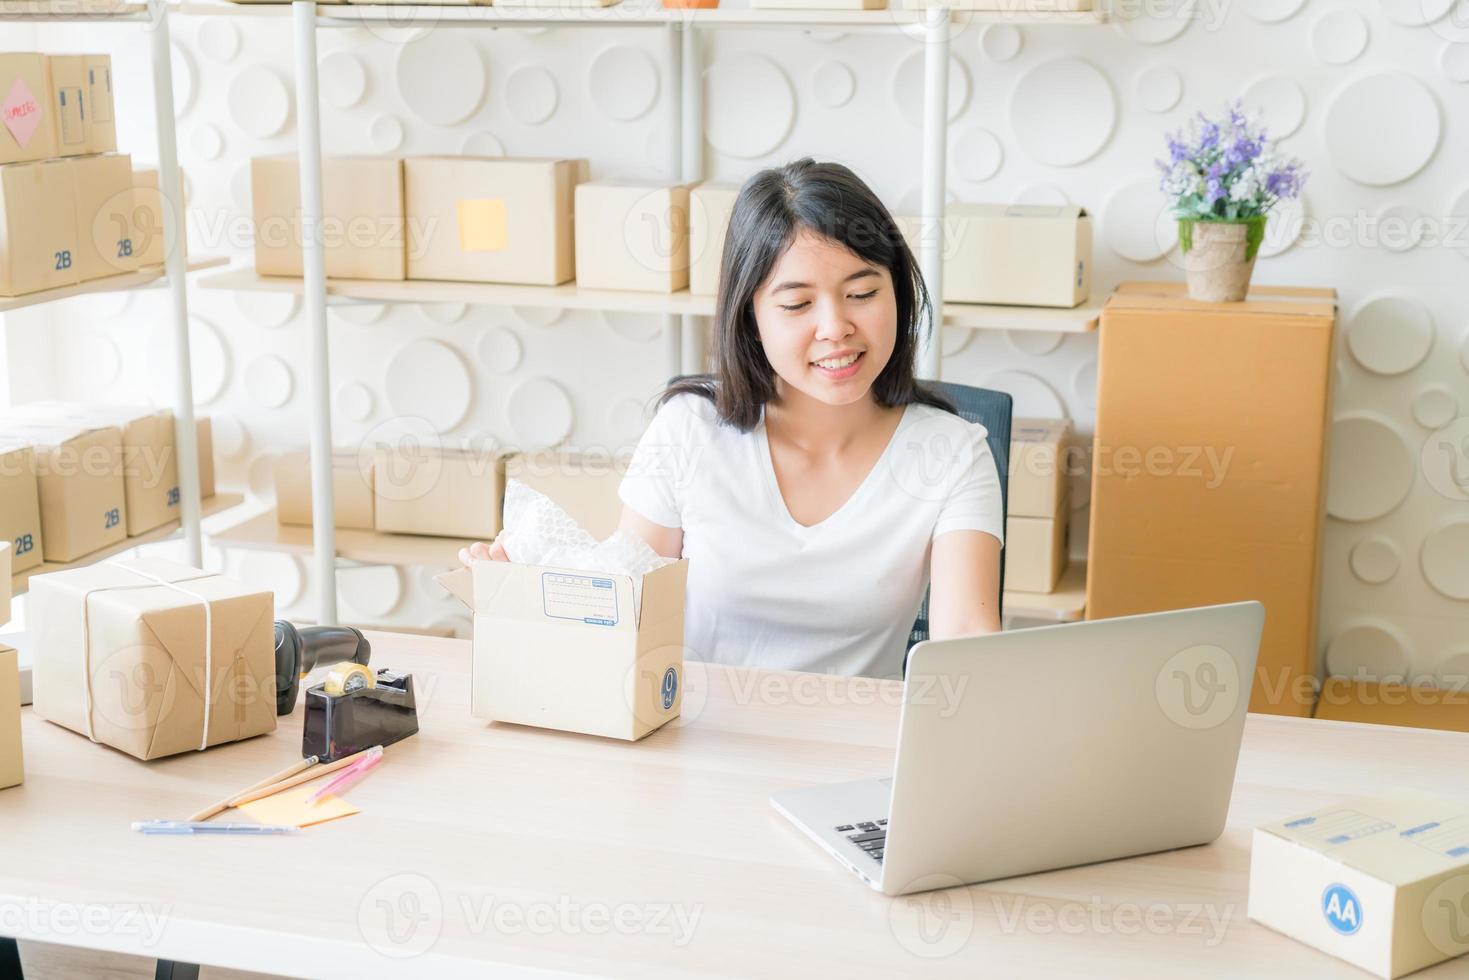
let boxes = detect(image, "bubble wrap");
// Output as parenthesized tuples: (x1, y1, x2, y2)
(498, 479, 676, 620)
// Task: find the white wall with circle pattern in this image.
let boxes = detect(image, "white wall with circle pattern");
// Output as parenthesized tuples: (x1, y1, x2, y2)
(32, 1, 1469, 682)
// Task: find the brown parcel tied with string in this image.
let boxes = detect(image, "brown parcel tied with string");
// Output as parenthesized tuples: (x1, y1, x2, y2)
(29, 558, 276, 761)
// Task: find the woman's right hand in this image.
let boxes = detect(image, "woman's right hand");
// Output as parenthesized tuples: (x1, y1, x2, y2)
(457, 532, 509, 567)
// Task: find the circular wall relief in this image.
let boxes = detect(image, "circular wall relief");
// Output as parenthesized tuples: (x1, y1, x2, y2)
(172, 42, 196, 116)
(1324, 73, 1441, 186)
(1072, 357, 1098, 411)
(1312, 9, 1370, 65)
(228, 66, 291, 138)
(590, 46, 660, 121)
(508, 377, 575, 447)
(984, 370, 1067, 419)
(1376, 203, 1427, 253)
(1350, 537, 1401, 584)
(1011, 59, 1116, 167)
(371, 115, 405, 154)
(1442, 42, 1469, 83)
(812, 61, 856, 109)
(1013, 183, 1070, 206)
(234, 290, 299, 329)
(1259, 193, 1306, 258)
(1324, 623, 1411, 681)
(603, 311, 662, 344)
(1241, 74, 1306, 138)
(321, 50, 368, 109)
(1136, 65, 1183, 114)
(505, 65, 559, 125)
(952, 128, 1003, 182)
(385, 339, 473, 433)
(334, 303, 387, 326)
(461, 131, 506, 157)
(190, 124, 223, 161)
(338, 565, 405, 618)
(1326, 415, 1416, 522)
(941, 326, 973, 360)
(1347, 295, 1435, 375)
(979, 23, 1022, 62)
(1422, 521, 1469, 600)
(1413, 386, 1459, 429)
(420, 302, 468, 325)
(240, 552, 305, 608)
(210, 414, 248, 460)
(244, 355, 294, 409)
(1102, 178, 1177, 262)
(512, 306, 564, 328)
(611, 397, 649, 444)
(892, 52, 970, 126)
(336, 382, 375, 423)
(1241, 0, 1307, 21)
(396, 34, 484, 126)
(1113, 0, 1197, 44)
(198, 20, 241, 63)
(1007, 331, 1064, 357)
(76, 334, 121, 388)
(478, 326, 523, 375)
(1380, 0, 1454, 25)
(704, 55, 794, 160)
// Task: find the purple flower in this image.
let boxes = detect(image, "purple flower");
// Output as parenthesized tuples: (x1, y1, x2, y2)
(1199, 118, 1220, 150)
(1168, 137, 1189, 164)
(1206, 177, 1225, 203)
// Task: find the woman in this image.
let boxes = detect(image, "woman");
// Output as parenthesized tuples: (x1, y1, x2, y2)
(461, 158, 1003, 680)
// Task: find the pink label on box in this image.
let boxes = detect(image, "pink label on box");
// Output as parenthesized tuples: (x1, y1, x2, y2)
(2, 76, 43, 149)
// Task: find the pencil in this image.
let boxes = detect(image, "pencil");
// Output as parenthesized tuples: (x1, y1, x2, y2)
(228, 746, 385, 808)
(188, 755, 321, 822)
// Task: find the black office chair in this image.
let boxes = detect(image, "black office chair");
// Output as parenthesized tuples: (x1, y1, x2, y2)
(907, 381, 1012, 653)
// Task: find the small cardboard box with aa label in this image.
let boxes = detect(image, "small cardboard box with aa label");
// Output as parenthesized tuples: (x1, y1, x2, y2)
(438, 557, 689, 741)
(1248, 789, 1469, 978)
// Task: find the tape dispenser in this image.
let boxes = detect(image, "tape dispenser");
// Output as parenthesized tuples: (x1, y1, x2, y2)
(274, 621, 420, 763)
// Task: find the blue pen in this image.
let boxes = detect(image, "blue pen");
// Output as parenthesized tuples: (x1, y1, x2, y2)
(132, 820, 300, 835)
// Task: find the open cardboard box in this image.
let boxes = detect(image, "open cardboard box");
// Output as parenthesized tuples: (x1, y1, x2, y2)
(438, 557, 689, 741)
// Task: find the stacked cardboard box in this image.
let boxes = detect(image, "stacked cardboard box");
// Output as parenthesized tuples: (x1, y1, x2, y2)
(374, 443, 504, 539)
(252, 155, 406, 280)
(274, 450, 376, 530)
(574, 179, 694, 293)
(0, 420, 126, 562)
(1006, 417, 1071, 593)
(0, 440, 44, 573)
(688, 182, 740, 297)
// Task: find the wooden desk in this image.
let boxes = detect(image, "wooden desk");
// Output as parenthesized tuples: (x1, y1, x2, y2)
(2, 631, 1467, 979)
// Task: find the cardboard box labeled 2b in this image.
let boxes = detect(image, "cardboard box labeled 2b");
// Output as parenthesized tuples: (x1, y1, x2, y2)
(1249, 789, 1469, 978)
(30, 558, 277, 761)
(438, 558, 689, 741)
(70, 153, 141, 280)
(252, 155, 406, 281)
(405, 156, 588, 286)
(574, 179, 692, 293)
(0, 160, 80, 296)
(0, 421, 125, 562)
(0, 441, 43, 573)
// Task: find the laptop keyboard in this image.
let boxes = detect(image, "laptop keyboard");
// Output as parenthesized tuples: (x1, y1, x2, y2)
(835, 818, 887, 862)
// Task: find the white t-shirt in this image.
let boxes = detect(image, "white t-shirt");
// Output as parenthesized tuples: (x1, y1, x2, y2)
(618, 393, 1005, 680)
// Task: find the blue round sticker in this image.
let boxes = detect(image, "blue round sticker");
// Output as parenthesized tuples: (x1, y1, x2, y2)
(1322, 883, 1363, 935)
(661, 667, 678, 710)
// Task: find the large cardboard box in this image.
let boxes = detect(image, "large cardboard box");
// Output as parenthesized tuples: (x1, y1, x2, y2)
(1314, 679, 1469, 735)
(0, 421, 126, 562)
(44, 55, 91, 158)
(898, 204, 1091, 308)
(69, 153, 142, 281)
(0, 442, 43, 573)
(274, 449, 375, 530)
(1009, 417, 1071, 519)
(1005, 507, 1068, 594)
(438, 557, 689, 741)
(404, 156, 588, 286)
(84, 54, 115, 154)
(374, 444, 503, 539)
(1248, 789, 1469, 978)
(574, 179, 692, 293)
(1087, 283, 1336, 717)
(9, 403, 175, 536)
(504, 451, 631, 541)
(0, 160, 80, 296)
(252, 155, 406, 281)
(0, 643, 20, 790)
(29, 558, 276, 761)
(0, 53, 58, 164)
(689, 182, 739, 296)
(132, 166, 188, 267)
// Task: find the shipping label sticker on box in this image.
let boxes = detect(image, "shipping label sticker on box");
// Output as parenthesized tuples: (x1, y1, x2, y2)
(2, 76, 43, 149)
(542, 572, 619, 627)
(87, 65, 111, 124)
(457, 198, 508, 252)
(1289, 809, 1397, 847)
(55, 86, 84, 149)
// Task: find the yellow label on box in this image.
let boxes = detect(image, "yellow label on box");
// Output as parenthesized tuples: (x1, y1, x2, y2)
(457, 198, 508, 252)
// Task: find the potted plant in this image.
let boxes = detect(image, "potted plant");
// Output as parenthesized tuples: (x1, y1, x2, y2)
(1157, 102, 1307, 303)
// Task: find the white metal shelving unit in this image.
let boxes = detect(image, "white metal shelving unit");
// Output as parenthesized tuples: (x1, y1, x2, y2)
(182, 0, 1107, 624)
(1, 1, 217, 570)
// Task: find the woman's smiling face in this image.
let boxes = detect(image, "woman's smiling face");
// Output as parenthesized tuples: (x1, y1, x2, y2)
(751, 226, 898, 408)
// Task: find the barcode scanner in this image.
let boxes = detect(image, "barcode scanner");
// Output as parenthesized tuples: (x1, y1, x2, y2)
(273, 621, 371, 715)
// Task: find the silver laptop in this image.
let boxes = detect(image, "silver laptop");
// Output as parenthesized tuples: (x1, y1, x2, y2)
(771, 601, 1265, 896)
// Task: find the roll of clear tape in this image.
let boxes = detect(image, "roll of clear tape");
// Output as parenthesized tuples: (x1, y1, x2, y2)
(324, 663, 376, 697)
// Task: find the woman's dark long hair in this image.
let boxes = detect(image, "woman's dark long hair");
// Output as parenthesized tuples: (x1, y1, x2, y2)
(660, 158, 954, 431)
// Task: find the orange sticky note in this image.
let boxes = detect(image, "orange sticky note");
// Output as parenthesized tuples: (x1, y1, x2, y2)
(457, 198, 508, 252)
(237, 783, 360, 829)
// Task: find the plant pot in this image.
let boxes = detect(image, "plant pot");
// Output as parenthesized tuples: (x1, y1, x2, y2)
(1179, 216, 1266, 303)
